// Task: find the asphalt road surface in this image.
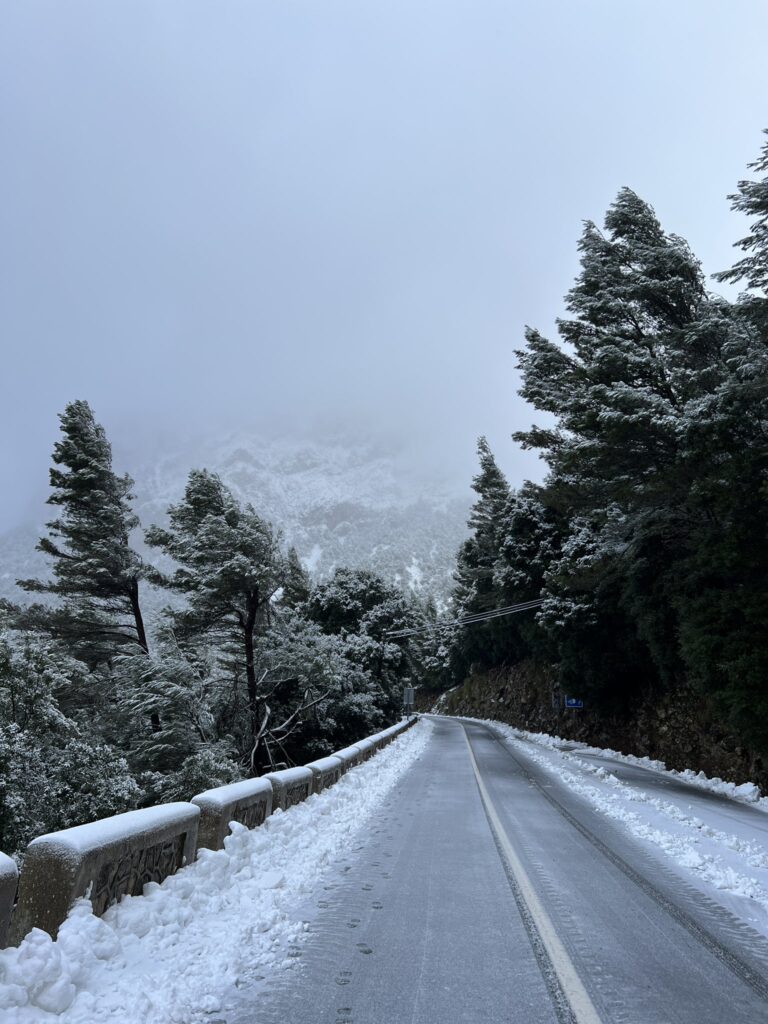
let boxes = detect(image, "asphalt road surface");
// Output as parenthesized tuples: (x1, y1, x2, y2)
(228, 717, 768, 1024)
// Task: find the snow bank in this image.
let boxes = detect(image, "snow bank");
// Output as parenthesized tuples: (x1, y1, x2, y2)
(513, 727, 768, 808)
(0, 719, 431, 1023)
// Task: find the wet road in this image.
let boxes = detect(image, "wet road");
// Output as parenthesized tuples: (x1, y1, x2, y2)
(228, 717, 768, 1024)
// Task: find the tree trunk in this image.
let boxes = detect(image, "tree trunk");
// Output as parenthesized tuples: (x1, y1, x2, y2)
(128, 579, 160, 733)
(244, 598, 259, 767)
(128, 579, 149, 653)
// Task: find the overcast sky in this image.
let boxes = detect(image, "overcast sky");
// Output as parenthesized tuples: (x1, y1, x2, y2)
(2, 0, 768, 530)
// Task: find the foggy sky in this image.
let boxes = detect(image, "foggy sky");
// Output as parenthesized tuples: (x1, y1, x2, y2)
(2, 0, 768, 530)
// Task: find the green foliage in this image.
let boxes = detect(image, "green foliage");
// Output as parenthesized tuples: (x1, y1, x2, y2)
(17, 400, 149, 663)
(451, 160, 768, 752)
(0, 627, 141, 858)
(3, 409, 432, 852)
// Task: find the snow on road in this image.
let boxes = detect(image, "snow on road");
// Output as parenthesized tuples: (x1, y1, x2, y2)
(0, 721, 431, 1024)
(477, 719, 768, 938)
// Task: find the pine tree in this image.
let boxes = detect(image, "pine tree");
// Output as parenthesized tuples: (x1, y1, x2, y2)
(281, 547, 311, 608)
(18, 400, 149, 663)
(306, 567, 397, 635)
(451, 438, 518, 672)
(145, 470, 286, 760)
(716, 129, 768, 296)
(454, 437, 510, 613)
(514, 189, 722, 514)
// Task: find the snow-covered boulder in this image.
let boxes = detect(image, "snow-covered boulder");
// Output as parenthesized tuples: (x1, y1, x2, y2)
(262, 766, 314, 811)
(0, 851, 18, 949)
(192, 778, 274, 851)
(304, 755, 344, 793)
(11, 803, 200, 944)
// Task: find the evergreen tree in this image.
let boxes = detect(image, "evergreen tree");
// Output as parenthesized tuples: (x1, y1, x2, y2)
(18, 400, 149, 663)
(145, 470, 286, 761)
(452, 437, 514, 670)
(281, 547, 311, 608)
(0, 624, 141, 857)
(306, 567, 396, 635)
(458, 174, 768, 746)
(716, 129, 768, 296)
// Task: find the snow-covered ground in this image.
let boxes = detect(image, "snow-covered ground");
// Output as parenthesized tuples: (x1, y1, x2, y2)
(0, 721, 431, 1024)
(478, 719, 768, 938)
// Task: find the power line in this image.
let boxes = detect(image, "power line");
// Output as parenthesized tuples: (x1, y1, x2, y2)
(384, 598, 545, 639)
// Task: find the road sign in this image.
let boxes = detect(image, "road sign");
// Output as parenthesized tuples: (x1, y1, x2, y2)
(564, 696, 584, 709)
(403, 687, 415, 707)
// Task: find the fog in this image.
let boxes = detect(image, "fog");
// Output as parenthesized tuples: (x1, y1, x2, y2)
(2, 0, 768, 530)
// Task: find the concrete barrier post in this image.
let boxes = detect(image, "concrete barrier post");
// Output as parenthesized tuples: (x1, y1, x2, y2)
(304, 755, 344, 793)
(354, 737, 377, 761)
(192, 778, 274, 851)
(263, 766, 314, 811)
(0, 852, 18, 949)
(11, 803, 199, 943)
(332, 744, 364, 771)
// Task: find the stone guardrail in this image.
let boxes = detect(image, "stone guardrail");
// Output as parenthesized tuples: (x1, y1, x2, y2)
(353, 737, 377, 761)
(262, 766, 315, 811)
(5, 717, 419, 945)
(10, 803, 200, 943)
(0, 851, 18, 949)
(332, 743, 365, 770)
(305, 754, 344, 793)
(192, 777, 274, 851)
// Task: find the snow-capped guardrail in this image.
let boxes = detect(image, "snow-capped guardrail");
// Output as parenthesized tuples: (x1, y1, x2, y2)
(0, 852, 18, 949)
(10, 803, 200, 944)
(305, 754, 345, 793)
(2, 717, 418, 946)
(262, 766, 315, 811)
(333, 743, 366, 770)
(354, 737, 378, 761)
(193, 777, 274, 851)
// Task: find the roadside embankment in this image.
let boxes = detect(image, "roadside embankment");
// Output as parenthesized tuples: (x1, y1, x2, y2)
(444, 661, 767, 793)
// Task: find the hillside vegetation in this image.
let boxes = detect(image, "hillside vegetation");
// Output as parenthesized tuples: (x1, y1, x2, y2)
(449, 133, 768, 771)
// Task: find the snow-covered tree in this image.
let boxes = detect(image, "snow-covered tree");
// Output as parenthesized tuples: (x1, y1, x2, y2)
(145, 470, 287, 757)
(716, 128, 768, 296)
(0, 625, 140, 858)
(280, 547, 311, 609)
(18, 400, 149, 665)
(453, 438, 510, 607)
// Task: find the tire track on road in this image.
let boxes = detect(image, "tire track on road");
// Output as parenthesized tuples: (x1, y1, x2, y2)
(467, 719, 768, 1005)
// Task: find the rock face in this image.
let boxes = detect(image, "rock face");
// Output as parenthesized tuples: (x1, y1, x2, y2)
(444, 661, 767, 793)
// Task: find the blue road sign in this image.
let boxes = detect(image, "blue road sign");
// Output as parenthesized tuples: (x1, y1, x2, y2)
(564, 696, 584, 709)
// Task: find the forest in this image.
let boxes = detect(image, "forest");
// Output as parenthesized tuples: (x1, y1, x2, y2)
(0, 405, 450, 859)
(3, 128, 767, 861)
(451, 130, 768, 759)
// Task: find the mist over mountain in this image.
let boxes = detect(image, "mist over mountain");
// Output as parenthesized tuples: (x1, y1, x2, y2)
(0, 431, 470, 610)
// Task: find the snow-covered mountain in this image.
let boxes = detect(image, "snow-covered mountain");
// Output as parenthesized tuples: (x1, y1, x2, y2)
(0, 433, 470, 608)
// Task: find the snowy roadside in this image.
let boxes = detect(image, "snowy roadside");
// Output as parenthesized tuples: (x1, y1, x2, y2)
(0, 720, 432, 1024)
(468, 717, 768, 939)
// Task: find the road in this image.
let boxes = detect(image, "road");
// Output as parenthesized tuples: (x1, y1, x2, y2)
(229, 716, 768, 1024)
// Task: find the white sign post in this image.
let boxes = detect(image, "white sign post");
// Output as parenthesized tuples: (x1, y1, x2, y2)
(403, 686, 415, 717)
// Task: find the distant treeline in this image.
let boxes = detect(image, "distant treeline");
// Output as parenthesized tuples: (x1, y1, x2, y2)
(0, 402, 450, 858)
(450, 131, 768, 753)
